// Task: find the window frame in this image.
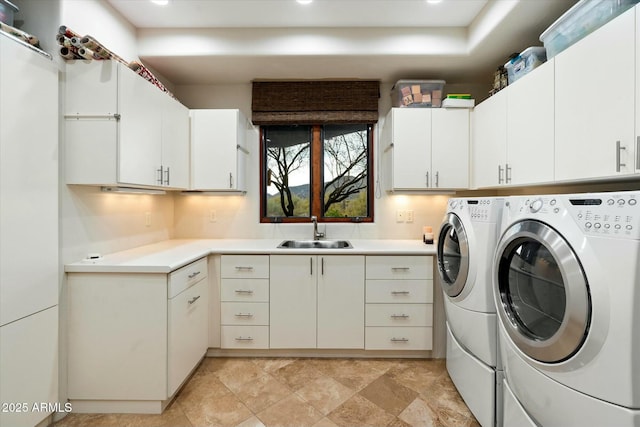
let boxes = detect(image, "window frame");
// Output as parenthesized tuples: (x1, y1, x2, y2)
(259, 124, 375, 223)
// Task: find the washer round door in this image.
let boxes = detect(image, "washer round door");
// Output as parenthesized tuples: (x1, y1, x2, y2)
(437, 213, 469, 298)
(494, 220, 591, 363)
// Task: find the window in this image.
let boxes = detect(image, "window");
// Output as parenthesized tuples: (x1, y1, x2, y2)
(260, 124, 373, 222)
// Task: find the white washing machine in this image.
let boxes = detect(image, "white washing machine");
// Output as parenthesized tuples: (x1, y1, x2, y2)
(437, 197, 504, 427)
(494, 191, 640, 426)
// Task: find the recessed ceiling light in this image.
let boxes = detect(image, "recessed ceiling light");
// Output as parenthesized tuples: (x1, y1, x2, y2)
(150, 0, 169, 5)
(297, 0, 313, 4)
(427, 0, 443, 4)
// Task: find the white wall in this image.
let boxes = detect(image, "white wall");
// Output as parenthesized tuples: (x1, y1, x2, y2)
(173, 82, 450, 241)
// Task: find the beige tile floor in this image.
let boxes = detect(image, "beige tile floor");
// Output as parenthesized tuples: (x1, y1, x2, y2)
(55, 357, 479, 427)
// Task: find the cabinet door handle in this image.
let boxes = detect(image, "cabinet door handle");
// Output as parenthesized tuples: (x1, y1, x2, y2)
(188, 271, 201, 279)
(235, 313, 254, 318)
(229, 172, 233, 189)
(188, 295, 201, 305)
(310, 257, 313, 275)
(235, 266, 254, 271)
(157, 166, 164, 185)
(321, 257, 324, 275)
(391, 267, 410, 272)
(616, 140, 626, 172)
(498, 164, 504, 184)
(235, 336, 254, 341)
(235, 289, 254, 294)
(435, 171, 439, 188)
(636, 136, 640, 170)
(505, 163, 512, 184)
(391, 291, 410, 295)
(164, 166, 170, 186)
(426, 172, 429, 187)
(390, 337, 409, 342)
(390, 314, 410, 319)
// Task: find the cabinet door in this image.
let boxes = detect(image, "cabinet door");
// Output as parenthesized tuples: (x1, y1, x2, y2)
(431, 109, 469, 189)
(555, 7, 635, 181)
(161, 97, 190, 189)
(0, 307, 58, 427)
(168, 279, 208, 396)
(118, 67, 163, 186)
(317, 256, 365, 349)
(270, 255, 316, 348)
(506, 59, 555, 185)
(191, 109, 242, 191)
(390, 108, 432, 189)
(0, 36, 58, 326)
(471, 90, 507, 188)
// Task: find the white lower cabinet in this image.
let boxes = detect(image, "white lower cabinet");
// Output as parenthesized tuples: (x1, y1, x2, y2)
(67, 258, 209, 413)
(270, 255, 365, 349)
(220, 255, 270, 349)
(365, 256, 434, 350)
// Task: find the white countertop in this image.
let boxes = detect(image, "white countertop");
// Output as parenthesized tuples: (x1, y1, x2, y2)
(65, 239, 437, 273)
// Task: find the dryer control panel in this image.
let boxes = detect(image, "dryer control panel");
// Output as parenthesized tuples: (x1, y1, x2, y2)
(460, 198, 504, 223)
(508, 192, 640, 239)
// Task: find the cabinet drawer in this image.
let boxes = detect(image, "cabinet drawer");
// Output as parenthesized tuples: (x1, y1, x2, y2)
(366, 304, 433, 327)
(168, 257, 208, 298)
(365, 256, 432, 280)
(366, 280, 433, 304)
(221, 255, 269, 278)
(221, 302, 269, 326)
(221, 326, 269, 349)
(365, 327, 432, 350)
(168, 279, 208, 396)
(221, 279, 269, 302)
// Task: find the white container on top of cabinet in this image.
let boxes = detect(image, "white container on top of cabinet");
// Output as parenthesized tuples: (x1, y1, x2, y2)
(64, 60, 190, 189)
(190, 109, 249, 193)
(365, 256, 434, 350)
(67, 257, 209, 414)
(383, 108, 470, 191)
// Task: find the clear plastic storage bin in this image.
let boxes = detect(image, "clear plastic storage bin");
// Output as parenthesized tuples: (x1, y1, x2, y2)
(391, 80, 445, 108)
(0, 0, 18, 26)
(540, 0, 640, 59)
(504, 47, 547, 84)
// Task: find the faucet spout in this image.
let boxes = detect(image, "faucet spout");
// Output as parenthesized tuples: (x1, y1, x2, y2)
(311, 216, 325, 240)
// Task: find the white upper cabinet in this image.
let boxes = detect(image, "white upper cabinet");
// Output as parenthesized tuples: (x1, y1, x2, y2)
(472, 90, 507, 188)
(554, 6, 636, 181)
(384, 107, 469, 191)
(505, 59, 555, 186)
(65, 60, 190, 189)
(190, 109, 249, 192)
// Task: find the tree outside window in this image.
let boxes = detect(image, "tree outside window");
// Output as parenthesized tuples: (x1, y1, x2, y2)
(261, 124, 373, 222)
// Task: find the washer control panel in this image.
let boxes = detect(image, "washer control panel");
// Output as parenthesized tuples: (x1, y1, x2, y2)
(508, 192, 640, 239)
(460, 198, 504, 223)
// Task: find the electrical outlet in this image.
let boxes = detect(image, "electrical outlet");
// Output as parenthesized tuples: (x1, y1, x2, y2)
(145, 212, 151, 227)
(209, 210, 217, 223)
(406, 210, 414, 223)
(396, 210, 405, 222)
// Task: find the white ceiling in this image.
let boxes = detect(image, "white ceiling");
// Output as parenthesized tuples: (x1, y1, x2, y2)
(106, 0, 577, 88)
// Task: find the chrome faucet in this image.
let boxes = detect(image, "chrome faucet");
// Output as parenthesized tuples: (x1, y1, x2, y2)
(311, 216, 325, 240)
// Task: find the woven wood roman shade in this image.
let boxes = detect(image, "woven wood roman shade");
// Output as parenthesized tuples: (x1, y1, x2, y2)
(252, 80, 380, 125)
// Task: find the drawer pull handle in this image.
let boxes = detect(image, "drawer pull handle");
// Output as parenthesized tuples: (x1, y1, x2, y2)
(391, 291, 410, 295)
(235, 289, 254, 294)
(391, 267, 410, 272)
(235, 313, 254, 318)
(188, 271, 201, 279)
(235, 266, 254, 271)
(188, 295, 201, 305)
(235, 336, 254, 341)
(391, 337, 409, 342)
(391, 314, 410, 319)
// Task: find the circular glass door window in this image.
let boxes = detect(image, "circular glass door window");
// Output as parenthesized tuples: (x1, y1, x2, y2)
(438, 213, 469, 298)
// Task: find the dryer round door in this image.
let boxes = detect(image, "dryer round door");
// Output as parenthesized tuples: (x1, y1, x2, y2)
(494, 220, 591, 363)
(437, 213, 469, 298)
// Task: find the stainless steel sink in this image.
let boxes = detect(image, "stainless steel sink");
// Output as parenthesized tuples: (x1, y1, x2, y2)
(277, 239, 353, 249)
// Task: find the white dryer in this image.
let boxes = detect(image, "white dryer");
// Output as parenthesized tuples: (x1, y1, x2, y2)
(437, 197, 504, 427)
(494, 191, 640, 426)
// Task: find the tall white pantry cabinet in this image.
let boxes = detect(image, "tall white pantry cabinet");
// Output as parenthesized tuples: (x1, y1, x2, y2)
(0, 34, 59, 427)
